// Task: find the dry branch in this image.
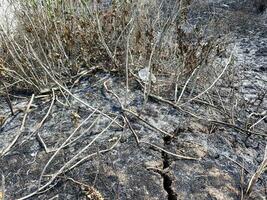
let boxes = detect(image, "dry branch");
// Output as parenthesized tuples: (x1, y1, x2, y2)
(0, 94, 35, 157)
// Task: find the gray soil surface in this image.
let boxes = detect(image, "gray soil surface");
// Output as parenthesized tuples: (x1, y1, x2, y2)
(0, 1, 267, 200)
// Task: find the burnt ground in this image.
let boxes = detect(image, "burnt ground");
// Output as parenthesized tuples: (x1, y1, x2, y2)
(0, 1, 267, 200)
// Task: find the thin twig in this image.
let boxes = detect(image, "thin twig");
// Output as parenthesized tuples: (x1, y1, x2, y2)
(240, 159, 244, 200)
(123, 107, 174, 137)
(65, 135, 121, 172)
(36, 132, 54, 153)
(35, 90, 55, 129)
(94, 3, 118, 68)
(1, 173, 5, 200)
(104, 80, 174, 138)
(223, 155, 252, 175)
(0, 94, 35, 157)
(133, 72, 266, 137)
(61, 114, 101, 149)
(177, 45, 235, 107)
(28, 44, 124, 128)
(246, 145, 267, 196)
(176, 66, 199, 104)
(37, 112, 101, 188)
(18, 116, 120, 200)
(125, 20, 135, 107)
(209, 120, 267, 137)
(141, 141, 200, 160)
(123, 115, 140, 144)
(1, 81, 14, 115)
(249, 115, 267, 130)
(18, 89, 55, 149)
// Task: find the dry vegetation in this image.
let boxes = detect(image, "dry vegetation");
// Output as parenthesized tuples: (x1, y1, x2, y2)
(0, 0, 227, 101)
(0, 0, 266, 199)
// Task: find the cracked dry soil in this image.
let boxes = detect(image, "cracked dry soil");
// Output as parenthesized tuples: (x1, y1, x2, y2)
(0, 70, 266, 199)
(1, 1, 267, 200)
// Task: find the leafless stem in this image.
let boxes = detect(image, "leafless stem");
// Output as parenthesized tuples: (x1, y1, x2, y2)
(246, 145, 267, 196)
(1, 172, 5, 200)
(179, 45, 235, 107)
(0, 94, 35, 157)
(37, 111, 100, 188)
(141, 141, 199, 160)
(29, 44, 124, 128)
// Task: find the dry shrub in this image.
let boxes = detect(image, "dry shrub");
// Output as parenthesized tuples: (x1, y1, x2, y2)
(0, 0, 227, 102)
(1, 0, 105, 93)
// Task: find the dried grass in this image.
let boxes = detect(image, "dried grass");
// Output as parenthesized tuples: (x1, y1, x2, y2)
(0, 0, 226, 103)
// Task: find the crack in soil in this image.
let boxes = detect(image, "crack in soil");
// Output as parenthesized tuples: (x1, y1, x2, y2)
(162, 135, 177, 200)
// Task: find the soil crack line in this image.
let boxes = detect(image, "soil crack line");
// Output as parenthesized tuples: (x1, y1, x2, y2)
(162, 135, 177, 200)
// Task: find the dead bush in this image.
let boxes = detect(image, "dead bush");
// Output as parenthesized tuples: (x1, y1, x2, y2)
(0, 0, 228, 104)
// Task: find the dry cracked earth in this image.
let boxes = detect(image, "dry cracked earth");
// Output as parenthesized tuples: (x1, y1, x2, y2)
(0, 1, 267, 200)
